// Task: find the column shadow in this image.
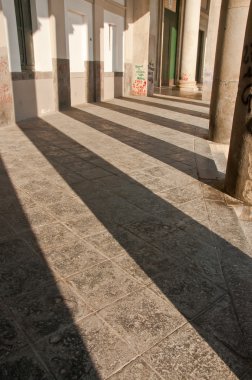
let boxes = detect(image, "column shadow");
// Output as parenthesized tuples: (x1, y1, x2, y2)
(121, 96, 210, 119)
(65, 106, 218, 181)
(90, 99, 208, 138)
(0, 157, 101, 378)
(17, 114, 252, 379)
(153, 94, 210, 108)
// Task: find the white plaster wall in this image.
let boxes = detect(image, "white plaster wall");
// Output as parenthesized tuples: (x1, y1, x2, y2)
(104, 74, 124, 100)
(66, 0, 93, 63)
(13, 78, 55, 120)
(2, 0, 52, 72)
(68, 11, 87, 72)
(104, 10, 124, 72)
(33, 0, 52, 71)
(2, 0, 21, 71)
(104, 75, 114, 99)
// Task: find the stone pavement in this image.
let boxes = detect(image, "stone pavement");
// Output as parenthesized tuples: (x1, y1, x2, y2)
(0, 95, 251, 379)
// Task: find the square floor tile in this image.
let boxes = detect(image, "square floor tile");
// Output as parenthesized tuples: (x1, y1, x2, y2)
(0, 254, 53, 299)
(148, 261, 224, 319)
(7, 206, 56, 233)
(143, 321, 248, 380)
(65, 215, 108, 238)
(7, 280, 92, 342)
(47, 199, 91, 221)
(0, 238, 37, 266)
(68, 260, 141, 310)
(112, 244, 174, 285)
(37, 314, 135, 379)
(22, 223, 78, 253)
(51, 241, 107, 278)
(109, 358, 162, 380)
(193, 296, 250, 363)
(0, 305, 28, 363)
(156, 182, 203, 205)
(0, 216, 15, 240)
(85, 227, 145, 259)
(98, 287, 186, 353)
(0, 348, 53, 379)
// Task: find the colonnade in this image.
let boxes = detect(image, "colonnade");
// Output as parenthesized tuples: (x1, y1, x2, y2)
(0, 0, 252, 205)
(178, 0, 251, 205)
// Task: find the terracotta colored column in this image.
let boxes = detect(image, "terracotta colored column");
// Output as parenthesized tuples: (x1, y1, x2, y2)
(0, 0, 14, 125)
(209, 0, 249, 144)
(178, 0, 201, 91)
(225, 1, 252, 205)
(202, 0, 222, 101)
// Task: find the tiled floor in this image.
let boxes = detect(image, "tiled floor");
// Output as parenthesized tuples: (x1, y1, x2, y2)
(0, 95, 251, 379)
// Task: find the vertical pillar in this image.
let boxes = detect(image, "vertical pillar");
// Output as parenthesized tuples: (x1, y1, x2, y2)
(225, 2, 252, 205)
(93, 0, 104, 102)
(49, 0, 70, 110)
(155, 0, 164, 89)
(0, 0, 14, 125)
(209, 0, 249, 144)
(147, 0, 159, 96)
(124, 0, 134, 96)
(202, 0, 222, 101)
(125, 0, 158, 97)
(131, 0, 150, 96)
(178, 0, 201, 91)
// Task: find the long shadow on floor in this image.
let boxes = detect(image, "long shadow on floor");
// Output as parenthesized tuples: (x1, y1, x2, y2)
(121, 97, 209, 119)
(0, 158, 101, 379)
(65, 106, 218, 181)
(91, 99, 207, 138)
(153, 94, 210, 108)
(18, 115, 252, 379)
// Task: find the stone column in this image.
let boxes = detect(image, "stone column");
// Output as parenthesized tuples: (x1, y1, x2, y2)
(93, 0, 104, 102)
(0, 0, 14, 125)
(178, 0, 201, 91)
(209, 0, 249, 144)
(147, 0, 159, 96)
(202, 0, 222, 101)
(225, 2, 252, 205)
(124, 0, 158, 97)
(49, 0, 70, 110)
(124, 0, 134, 96)
(131, 0, 151, 97)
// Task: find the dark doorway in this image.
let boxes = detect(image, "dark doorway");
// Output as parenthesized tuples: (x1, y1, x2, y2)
(196, 29, 205, 84)
(161, 3, 179, 86)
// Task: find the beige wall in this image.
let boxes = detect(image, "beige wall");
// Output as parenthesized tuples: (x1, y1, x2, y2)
(13, 78, 54, 121)
(2, 0, 56, 121)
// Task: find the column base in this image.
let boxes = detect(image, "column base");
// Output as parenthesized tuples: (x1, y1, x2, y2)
(177, 80, 199, 92)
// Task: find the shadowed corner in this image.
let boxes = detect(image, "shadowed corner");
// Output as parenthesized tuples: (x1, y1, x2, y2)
(0, 156, 102, 379)
(16, 112, 252, 379)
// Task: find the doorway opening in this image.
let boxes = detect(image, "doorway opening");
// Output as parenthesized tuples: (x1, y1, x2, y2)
(161, 1, 179, 87)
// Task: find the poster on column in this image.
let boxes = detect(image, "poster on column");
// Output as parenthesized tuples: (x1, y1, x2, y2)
(132, 64, 147, 96)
